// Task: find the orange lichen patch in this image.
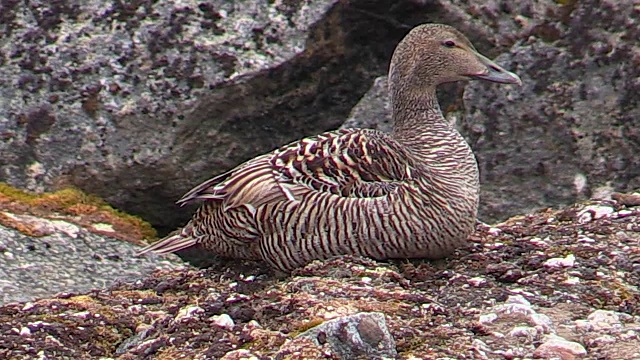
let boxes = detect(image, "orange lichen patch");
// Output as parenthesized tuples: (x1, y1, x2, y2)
(0, 212, 53, 237)
(0, 182, 156, 244)
(65, 203, 100, 215)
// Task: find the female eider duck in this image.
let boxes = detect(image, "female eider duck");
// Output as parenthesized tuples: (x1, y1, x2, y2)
(138, 23, 521, 271)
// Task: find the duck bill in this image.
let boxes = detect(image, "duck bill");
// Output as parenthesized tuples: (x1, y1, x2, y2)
(469, 52, 522, 86)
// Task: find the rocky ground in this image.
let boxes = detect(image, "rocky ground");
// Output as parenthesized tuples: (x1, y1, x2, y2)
(0, 184, 184, 305)
(1, 193, 638, 359)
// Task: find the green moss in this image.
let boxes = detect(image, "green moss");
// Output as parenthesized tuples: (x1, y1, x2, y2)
(0, 182, 38, 202)
(0, 182, 157, 240)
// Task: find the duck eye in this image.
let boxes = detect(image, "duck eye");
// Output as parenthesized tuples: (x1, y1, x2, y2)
(443, 40, 456, 48)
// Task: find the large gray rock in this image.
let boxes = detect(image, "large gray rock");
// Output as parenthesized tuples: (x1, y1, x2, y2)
(344, 0, 639, 222)
(0, 218, 182, 306)
(1, 0, 526, 233)
(462, 0, 640, 221)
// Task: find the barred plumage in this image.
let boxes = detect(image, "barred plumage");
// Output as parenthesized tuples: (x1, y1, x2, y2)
(138, 23, 521, 271)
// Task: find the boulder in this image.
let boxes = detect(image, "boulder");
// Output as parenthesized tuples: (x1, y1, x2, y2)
(462, 0, 640, 221)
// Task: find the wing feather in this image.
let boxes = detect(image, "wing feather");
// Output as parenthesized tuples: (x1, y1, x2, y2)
(176, 128, 417, 210)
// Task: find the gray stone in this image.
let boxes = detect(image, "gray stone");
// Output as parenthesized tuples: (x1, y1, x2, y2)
(463, 0, 640, 221)
(298, 312, 397, 360)
(0, 221, 183, 306)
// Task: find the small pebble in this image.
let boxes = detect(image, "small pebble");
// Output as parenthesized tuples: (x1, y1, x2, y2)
(544, 254, 575, 268)
(211, 313, 235, 330)
(19, 326, 31, 336)
(220, 349, 258, 360)
(563, 276, 580, 285)
(533, 334, 587, 359)
(71, 311, 91, 319)
(509, 326, 537, 337)
(468, 277, 486, 287)
(506, 294, 531, 306)
(530, 313, 554, 333)
(578, 204, 614, 223)
(479, 313, 498, 325)
(174, 305, 204, 322)
(586, 309, 621, 330)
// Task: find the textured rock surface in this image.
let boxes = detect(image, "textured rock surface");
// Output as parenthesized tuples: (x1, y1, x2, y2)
(298, 312, 397, 360)
(463, 0, 640, 221)
(0, 195, 639, 359)
(0, 221, 182, 306)
(344, 0, 640, 223)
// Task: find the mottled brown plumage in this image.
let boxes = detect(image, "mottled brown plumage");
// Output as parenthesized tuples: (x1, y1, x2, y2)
(138, 23, 521, 271)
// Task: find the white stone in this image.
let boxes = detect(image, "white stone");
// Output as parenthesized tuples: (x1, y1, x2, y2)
(49, 220, 81, 238)
(71, 311, 91, 319)
(530, 313, 554, 333)
(220, 349, 258, 360)
(586, 310, 621, 330)
(544, 254, 575, 268)
(529, 237, 549, 247)
(468, 277, 486, 287)
(27, 321, 51, 328)
(19, 326, 31, 336)
(577, 234, 595, 243)
(506, 294, 531, 306)
(563, 276, 580, 285)
(578, 204, 615, 223)
(91, 223, 115, 232)
(592, 334, 616, 345)
(494, 303, 534, 317)
(573, 173, 588, 194)
(471, 339, 491, 359)
(509, 326, 537, 337)
(211, 313, 235, 330)
(479, 313, 498, 325)
(174, 305, 204, 322)
(616, 209, 633, 218)
(533, 334, 587, 358)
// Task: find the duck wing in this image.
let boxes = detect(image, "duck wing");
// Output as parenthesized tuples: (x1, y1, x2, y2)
(177, 128, 418, 210)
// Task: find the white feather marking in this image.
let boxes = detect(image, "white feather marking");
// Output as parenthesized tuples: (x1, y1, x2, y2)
(243, 203, 257, 216)
(279, 183, 296, 201)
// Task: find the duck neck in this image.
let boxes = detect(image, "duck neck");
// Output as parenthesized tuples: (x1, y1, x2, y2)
(390, 85, 450, 145)
(389, 79, 479, 212)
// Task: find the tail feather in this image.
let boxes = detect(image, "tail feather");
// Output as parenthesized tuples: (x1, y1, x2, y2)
(137, 227, 197, 256)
